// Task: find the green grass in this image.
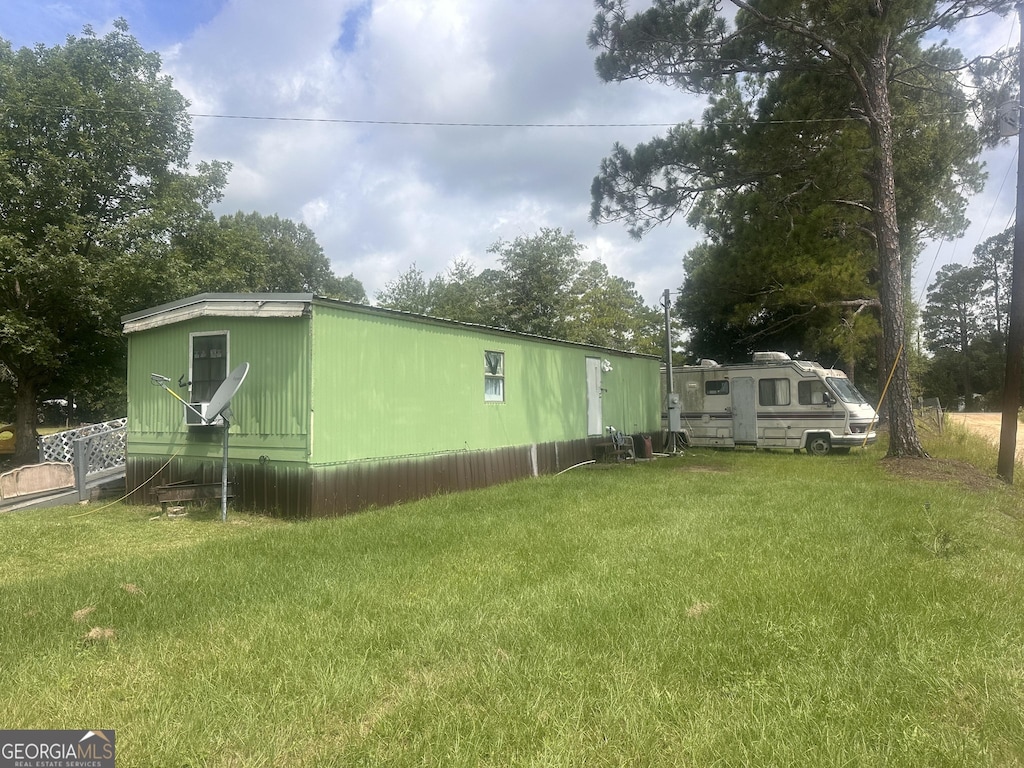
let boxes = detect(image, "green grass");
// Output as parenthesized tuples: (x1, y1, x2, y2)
(2, 431, 1024, 766)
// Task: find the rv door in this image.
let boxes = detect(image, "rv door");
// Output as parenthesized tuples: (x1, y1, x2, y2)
(732, 376, 757, 444)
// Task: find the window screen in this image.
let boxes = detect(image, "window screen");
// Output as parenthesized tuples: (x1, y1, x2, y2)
(191, 333, 228, 402)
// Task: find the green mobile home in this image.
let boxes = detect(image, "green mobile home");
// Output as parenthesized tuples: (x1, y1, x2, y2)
(122, 293, 662, 517)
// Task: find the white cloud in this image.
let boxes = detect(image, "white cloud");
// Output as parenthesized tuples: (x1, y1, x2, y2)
(147, 0, 703, 304)
(4, 0, 1013, 312)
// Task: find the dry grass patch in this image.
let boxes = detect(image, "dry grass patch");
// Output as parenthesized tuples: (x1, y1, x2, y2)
(81, 627, 116, 643)
(71, 606, 95, 622)
(686, 600, 712, 618)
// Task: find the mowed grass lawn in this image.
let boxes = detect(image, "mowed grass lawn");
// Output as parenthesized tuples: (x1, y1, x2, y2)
(2, 428, 1023, 766)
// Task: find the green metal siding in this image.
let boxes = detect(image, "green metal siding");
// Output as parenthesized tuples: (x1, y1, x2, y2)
(600, 354, 664, 437)
(124, 295, 663, 515)
(308, 305, 660, 464)
(126, 316, 312, 463)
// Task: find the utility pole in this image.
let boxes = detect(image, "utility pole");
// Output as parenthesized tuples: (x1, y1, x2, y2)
(663, 289, 681, 452)
(997, 3, 1024, 482)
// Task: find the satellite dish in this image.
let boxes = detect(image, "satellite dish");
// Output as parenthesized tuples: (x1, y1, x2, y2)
(205, 363, 249, 423)
(210, 362, 249, 523)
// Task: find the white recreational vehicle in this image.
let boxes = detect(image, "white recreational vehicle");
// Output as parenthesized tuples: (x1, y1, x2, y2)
(665, 352, 877, 455)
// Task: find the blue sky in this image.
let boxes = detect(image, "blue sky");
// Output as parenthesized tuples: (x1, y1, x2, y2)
(0, 1, 1017, 313)
(2, 0, 226, 48)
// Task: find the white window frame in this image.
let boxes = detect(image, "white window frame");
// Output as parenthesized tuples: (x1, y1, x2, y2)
(189, 331, 230, 404)
(484, 350, 505, 403)
(798, 379, 828, 405)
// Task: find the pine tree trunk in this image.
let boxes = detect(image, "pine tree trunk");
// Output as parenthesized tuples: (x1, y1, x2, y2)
(863, 51, 927, 458)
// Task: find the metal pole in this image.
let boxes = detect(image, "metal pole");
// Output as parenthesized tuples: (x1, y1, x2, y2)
(664, 288, 674, 396)
(997, 2, 1024, 482)
(663, 289, 678, 453)
(221, 418, 229, 522)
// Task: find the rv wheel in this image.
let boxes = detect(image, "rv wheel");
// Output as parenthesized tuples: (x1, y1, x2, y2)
(806, 435, 831, 456)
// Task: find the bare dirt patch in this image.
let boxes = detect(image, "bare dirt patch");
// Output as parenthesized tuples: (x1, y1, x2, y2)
(880, 456, 1002, 492)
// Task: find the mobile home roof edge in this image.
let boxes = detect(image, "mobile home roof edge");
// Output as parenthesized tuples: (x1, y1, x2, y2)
(308, 296, 660, 359)
(121, 293, 315, 334)
(121, 292, 660, 359)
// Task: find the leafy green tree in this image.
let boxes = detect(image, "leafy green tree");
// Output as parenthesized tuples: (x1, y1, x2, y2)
(377, 260, 497, 319)
(588, 0, 1010, 457)
(0, 23, 229, 461)
(425, 260, 503, 325)
(375, 263, 431, 313)
(566, 261, 662, 354)
(332, 273, 368, 303)
(967, 331, 1010, 408)
(486, 228, 663, 351)
(921, 263, 985, 403)
(175, 211, 361, 297)
(488, 228, 585, 339)
(376, 230, 662, 354)
(923, 348, 967, 409)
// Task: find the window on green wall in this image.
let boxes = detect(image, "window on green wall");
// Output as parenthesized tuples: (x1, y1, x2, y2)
(484, 350, 504, 402)
(191, 332, 228, 402)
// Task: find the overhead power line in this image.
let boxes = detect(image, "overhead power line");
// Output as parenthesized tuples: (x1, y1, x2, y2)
(187, 110, 975, 128)
(186, 112, 685, 128)
(187, 111, 882, 128)
(23, 101, 979, 129)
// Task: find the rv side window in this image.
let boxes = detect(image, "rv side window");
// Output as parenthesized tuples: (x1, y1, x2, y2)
(190, 332, 228, 402)
(705, 380, 729, 395)
(758, 378, 790, 406)
(798, 380, 828, 405)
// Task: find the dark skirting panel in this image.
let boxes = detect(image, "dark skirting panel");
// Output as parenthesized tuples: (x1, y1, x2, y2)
(126, 437, 601, 518)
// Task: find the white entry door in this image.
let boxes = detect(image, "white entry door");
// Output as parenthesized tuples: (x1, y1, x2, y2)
(732, 376, 757, 444)
(586, 357, 603, 436)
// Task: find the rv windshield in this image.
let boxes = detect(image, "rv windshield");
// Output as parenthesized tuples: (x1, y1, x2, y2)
(827, 377, 869, 405)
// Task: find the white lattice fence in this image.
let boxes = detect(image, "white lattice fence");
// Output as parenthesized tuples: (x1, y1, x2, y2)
(39, 418, 127, 472)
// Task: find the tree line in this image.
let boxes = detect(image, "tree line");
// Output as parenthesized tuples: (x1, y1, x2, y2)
(374, 228, 663, 355)
(587, 0, 1016, 458)
(3, 4, 1018, 466)
(920, 227, 1013, 410)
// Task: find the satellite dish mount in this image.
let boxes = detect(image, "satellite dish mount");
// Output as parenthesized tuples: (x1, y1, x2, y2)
(152, 362, 250, 521)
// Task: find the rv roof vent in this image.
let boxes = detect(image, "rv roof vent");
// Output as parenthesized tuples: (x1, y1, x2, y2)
(794, 360, 820, 371)
(752, 351, 791, 363)
(697, 358, 720, 367)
